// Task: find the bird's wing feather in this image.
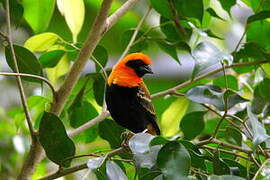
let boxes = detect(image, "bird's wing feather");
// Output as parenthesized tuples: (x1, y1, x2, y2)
(137, 82, 160, 135)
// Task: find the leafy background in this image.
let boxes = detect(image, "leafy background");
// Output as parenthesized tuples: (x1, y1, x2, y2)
(1, 0, 270, 179)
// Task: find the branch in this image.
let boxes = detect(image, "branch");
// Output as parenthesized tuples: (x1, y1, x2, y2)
(51, 0, 113, 116)
(151, 60, 269, 99)
(39, 147, 126, 180)
(0, 72, 56, 99)
(119, 6, 151, 60)
(104, 0, 140, 33)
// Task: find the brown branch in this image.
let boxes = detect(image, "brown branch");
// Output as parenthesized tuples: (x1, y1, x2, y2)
(168, 0, 187, 35)
(0, 72, 56, 99)
(39, 147, 126, 180)
(104, 0, 140, 33)
(151, 60, 269, 99)
(51, 0, 113, 116)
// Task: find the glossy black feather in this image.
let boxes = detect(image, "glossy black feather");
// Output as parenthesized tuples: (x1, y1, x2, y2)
(105, 84, 160, 135)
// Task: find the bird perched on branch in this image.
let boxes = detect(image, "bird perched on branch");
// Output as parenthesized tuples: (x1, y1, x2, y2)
(105, 53, 160, 135)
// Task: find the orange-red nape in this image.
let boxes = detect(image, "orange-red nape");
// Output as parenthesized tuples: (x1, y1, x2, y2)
(108, 53, 152, 88)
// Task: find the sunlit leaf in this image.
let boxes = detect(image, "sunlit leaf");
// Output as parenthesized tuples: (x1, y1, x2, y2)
(5, 45, 42, 82)
(24, 32, 60, 52)
(22, 0, 55, 33)
(57, 0, 85, 42)
(160, 97, 189, 137)
(106, 160, 128, 180)
(247, 104, 270, 148)
(157, 141, 191, 180)
(180, 111, 205, 140)
(39, 112, 75, 167)
(247, 20, 270, 49)
(39, 50, 65, 68)
(46, 53, 70, 84)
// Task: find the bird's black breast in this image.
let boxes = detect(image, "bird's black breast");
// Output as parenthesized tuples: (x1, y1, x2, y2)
(105, 84, 155, 133)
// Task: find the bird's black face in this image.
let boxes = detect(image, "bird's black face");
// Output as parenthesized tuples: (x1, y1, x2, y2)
(126, 60, 153, 77)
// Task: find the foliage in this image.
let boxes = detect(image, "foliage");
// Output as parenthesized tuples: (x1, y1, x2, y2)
(1, 0, 270, 179)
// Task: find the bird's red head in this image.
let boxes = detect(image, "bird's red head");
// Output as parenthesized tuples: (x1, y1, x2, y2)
(108, 53, 153, 87)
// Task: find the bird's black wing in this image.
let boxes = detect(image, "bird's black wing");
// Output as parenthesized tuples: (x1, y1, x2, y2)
(137, 82, 160, 135)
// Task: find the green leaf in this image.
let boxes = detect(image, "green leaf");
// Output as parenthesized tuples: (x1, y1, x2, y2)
(93, 45, 108, 73)
(213, 152, 230, 175)
(247, 11, 270, 24)
(255, 78, 270, 103)
(1, 0, 24, 26)
(157, 40, 180, 64)
(5, 45, 42, 82)
(247, 20, 270, 49)
(208, 175, 246, 180)
(160, 16, 180, 43)
(180, 111, 205, 140)
(150, 0, 172, 19)
(247, 104, 270, 148)
(57, 0, 85, 42)
(186, 85, 247, 111)
(39, 50, 65, 68)
(206, 8, 225, 21)
(157, 141, 191, 180)
(160, 97, 189, 137)
(150, 136, 169, 146)
(39, 112, 76, 167)
(93, 75, 105, 106)
(24, 32, 60, 52)
(226, 127, 242, 146)
(205, 29, 224, 40)
(98, 119, 125, 149)
(223, 159, 247, 178)
(22, 0, 55, 33)
(213, 75, 238, 91)
(218, 0, 236, 15)
(69, 101, 98, 128)
(191, 41, 233, 79)
(121, 29, 148, 53)
(180, 140, 207, 170)
(174, 0, 204, 23)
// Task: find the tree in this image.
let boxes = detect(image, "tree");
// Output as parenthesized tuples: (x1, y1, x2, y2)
(0, 0, 270, 179)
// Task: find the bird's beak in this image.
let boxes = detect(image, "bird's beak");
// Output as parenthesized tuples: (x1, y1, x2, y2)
(140, 65, 153, 74)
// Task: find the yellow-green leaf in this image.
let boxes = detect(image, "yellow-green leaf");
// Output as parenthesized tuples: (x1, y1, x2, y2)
(24, 33, 60, 52)
(160, 97, 189, 137)
(57, 0, 85, 43)
(46, 54, 70, 85)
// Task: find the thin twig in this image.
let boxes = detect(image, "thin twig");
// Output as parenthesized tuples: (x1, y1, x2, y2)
(119, 6, 151, 60)
(39, 147, 126, 180)
(201, 145, 249, 160)
(104, 0, 140, 33)
(168, 0, 187, 35)
(5, 0, 35, 138)
(0, 72, 56, 99)
(151, 60, 269, 99)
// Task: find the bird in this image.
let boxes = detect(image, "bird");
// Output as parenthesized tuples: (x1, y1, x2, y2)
(105, 53, 160, 135)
